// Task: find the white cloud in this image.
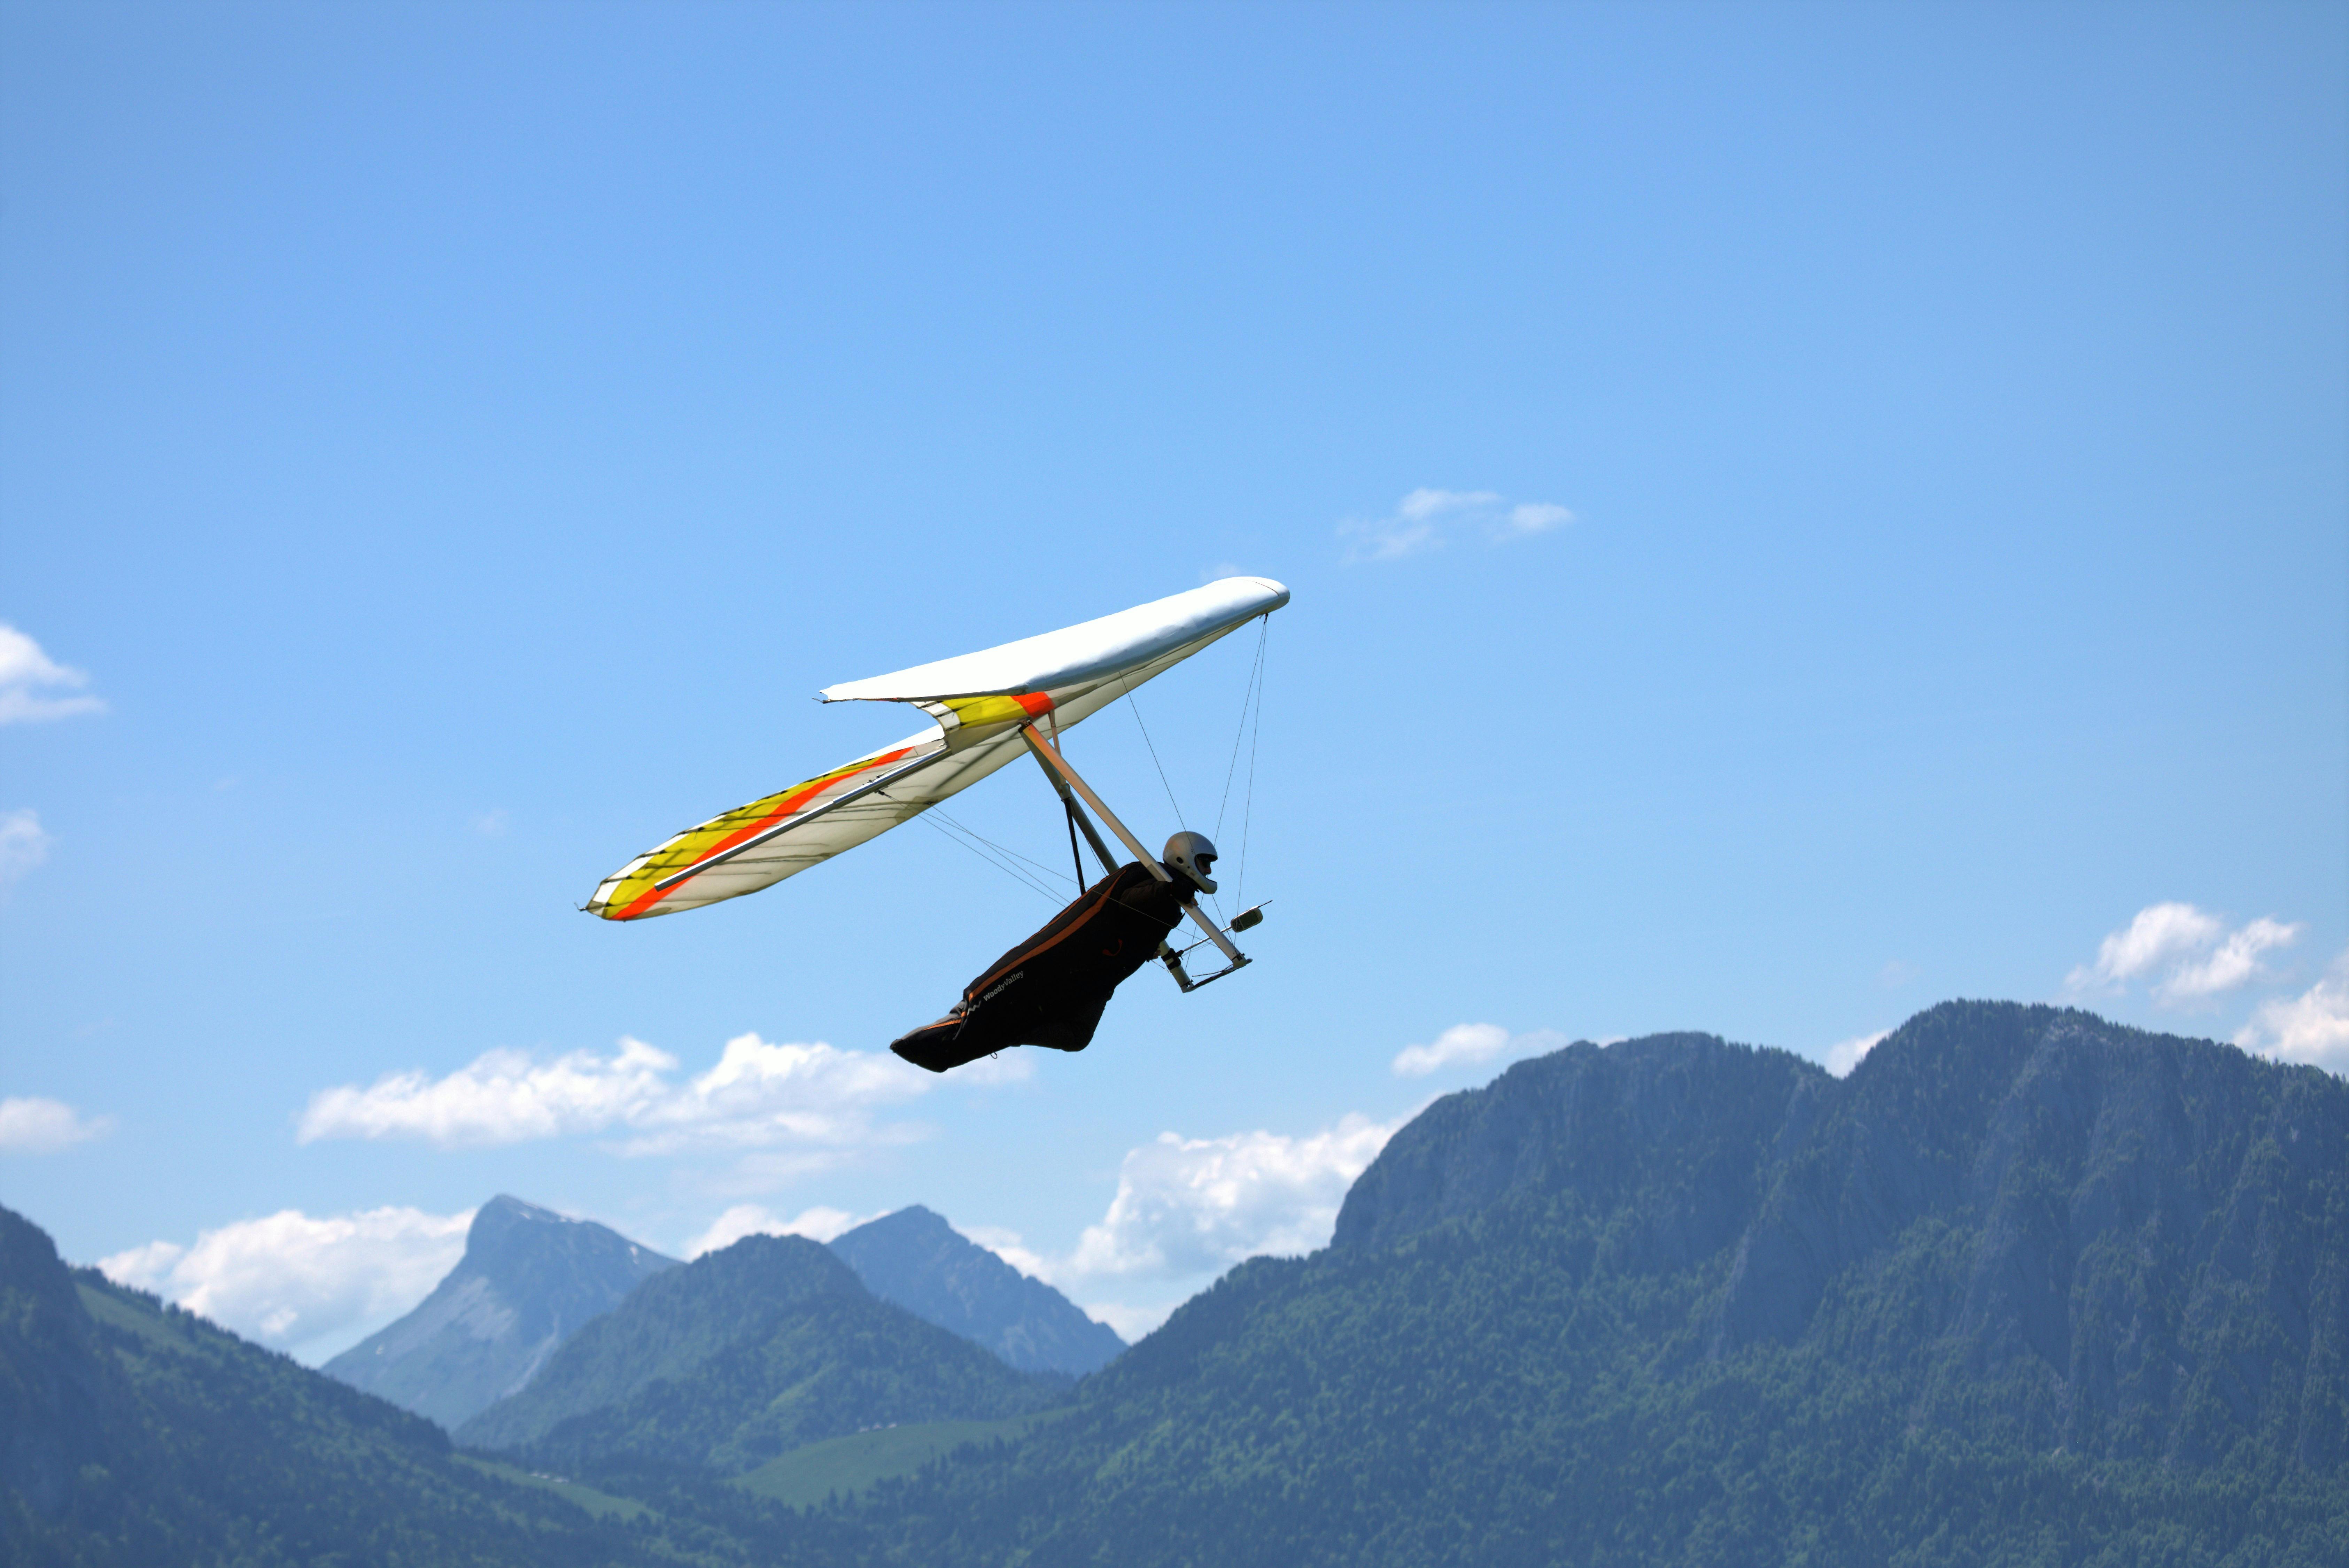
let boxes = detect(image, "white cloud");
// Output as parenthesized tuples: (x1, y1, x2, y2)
(298, 1032, 936, 1166)
(0, 626, 104, 725)
(1061, 1115, 1396, 1282)
(1391, 1022, 1568, 1077)
(98, 1206, 472, 1360)
(1823, 1030, 1889, 1077)
(961, 1223, 1054, 1282)
(1079, 1297, 1186, 1342)
(2067, 902, 2302, 1006)
(2164, 918, 2301, 1001)
(0, 1095, 113, 1152)
(961, 1115, 1393, 1340)
(1505, 501, 1572, 536)
(2073, 902, 2220, 986)
(683, 1202, 874, 1258)
(925, 1116, 1402, 1340)
(2235, 951, 2349, 1076)
(0, 808, 51, 885)
(299, 1037, 682, 1147)
(1339, 488, 1574, 562)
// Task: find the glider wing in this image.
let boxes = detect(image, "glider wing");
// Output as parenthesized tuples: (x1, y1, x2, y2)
(587, 577, 1287, 920)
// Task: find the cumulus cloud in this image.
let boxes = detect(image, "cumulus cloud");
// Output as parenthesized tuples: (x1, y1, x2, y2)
(1060, 1114, 1396, 1282)
(1391, 1022, 1568, 1077)
(960, 1223, 1053, 1282)
(2235, 952, 2349, 1077)
(0, 809, 51, 886)
(683, 1202, 874, 1258)
(2067, 902, 2302, 1006)
(297, 1032, 932, 1157)
(958, 1115, 1397, 1338)
(1823, 1030, 1889, 1077)
(1339, 488, 1574, 562)
(99, 1205, 472, 1359)
(299, 1037, 681, 1147)
(0, 1095, 113, 1152)
(0, 626, 104, 725)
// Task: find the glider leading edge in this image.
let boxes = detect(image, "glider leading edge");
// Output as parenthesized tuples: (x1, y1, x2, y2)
(585, 577, 1289, 1073)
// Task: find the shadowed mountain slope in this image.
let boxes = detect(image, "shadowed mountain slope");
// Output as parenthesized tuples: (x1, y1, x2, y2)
(863, 1004, 2349, 1567)
(456, 1232, 1068, 1477)
(0, 1204, 705, 1567)
(830, 1205, 1124, 1376)
(322, 1194, 676, 1429)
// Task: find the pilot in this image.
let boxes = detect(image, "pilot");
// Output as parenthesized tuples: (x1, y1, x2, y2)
(890, 832, 1221, 1073)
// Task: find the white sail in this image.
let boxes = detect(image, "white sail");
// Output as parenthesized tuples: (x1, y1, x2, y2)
(586, 578, 1287, 921)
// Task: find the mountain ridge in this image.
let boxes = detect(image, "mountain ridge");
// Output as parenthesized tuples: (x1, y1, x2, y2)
(854, 1002, 2349, 1565)
(322, 1194, 676, 1429)
(456, 1231, 1070, 1476)
(10, 1000, 2344, 1565)
(830, 1204, 1124, 1376)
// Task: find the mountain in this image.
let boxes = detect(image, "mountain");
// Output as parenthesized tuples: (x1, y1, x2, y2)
(455, 1231, 1069, 1477)
(859, 1003, 2349, 1566)
(321, 1193, 676, 1429)
(830, 1205, 1124, 1376)
(0, 1202, 708, 1567)
(18, 1001, 2344, 1565)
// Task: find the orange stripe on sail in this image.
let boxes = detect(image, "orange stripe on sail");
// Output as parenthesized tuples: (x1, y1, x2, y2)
(611, 745, 919, 919)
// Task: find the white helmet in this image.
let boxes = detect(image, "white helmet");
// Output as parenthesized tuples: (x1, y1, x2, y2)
(1162, 831, 1219, 895)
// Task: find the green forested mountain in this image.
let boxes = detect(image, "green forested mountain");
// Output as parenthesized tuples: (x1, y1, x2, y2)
(0, 1204, 686, 1567)
(860, 1003, 2349, 1566)
(830, 1206, 1125, 1376)
(456, 1232, 1068, 1478)
(322, 1194, 676, 1429)
(9, 1002, 2345, 1566)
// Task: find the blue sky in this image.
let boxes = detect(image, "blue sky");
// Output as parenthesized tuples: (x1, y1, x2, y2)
(4, 1, 2343, 1354)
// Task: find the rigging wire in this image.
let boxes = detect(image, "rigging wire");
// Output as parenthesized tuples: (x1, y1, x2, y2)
(1119, 675, 1188, 830)
(935, 806, 1077, 888)
(915, 807, 1071, 903)
(1214, 618, 1270, 846)
(1233, 616, 1267, 911)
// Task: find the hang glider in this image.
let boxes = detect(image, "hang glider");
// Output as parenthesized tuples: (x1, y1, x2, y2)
(585, 576, 1288, 923)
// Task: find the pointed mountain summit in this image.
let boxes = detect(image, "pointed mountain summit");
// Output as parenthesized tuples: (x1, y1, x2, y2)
(830, 1205, 1124, 1375)
(322, 1195, 676, 1429)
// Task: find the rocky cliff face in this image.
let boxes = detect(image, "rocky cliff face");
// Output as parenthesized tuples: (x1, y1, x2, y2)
(1334, 1031, 1822, 1273)
(1333, 1001, 2349, 1468)
(1710, 1003, 2349, 1466)
(322, 1195, 676, 1429)
(830, 1205, 1124, 1376)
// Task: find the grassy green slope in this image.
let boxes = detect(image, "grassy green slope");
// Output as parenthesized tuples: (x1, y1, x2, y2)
(733, 1412, 1069, 1509)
